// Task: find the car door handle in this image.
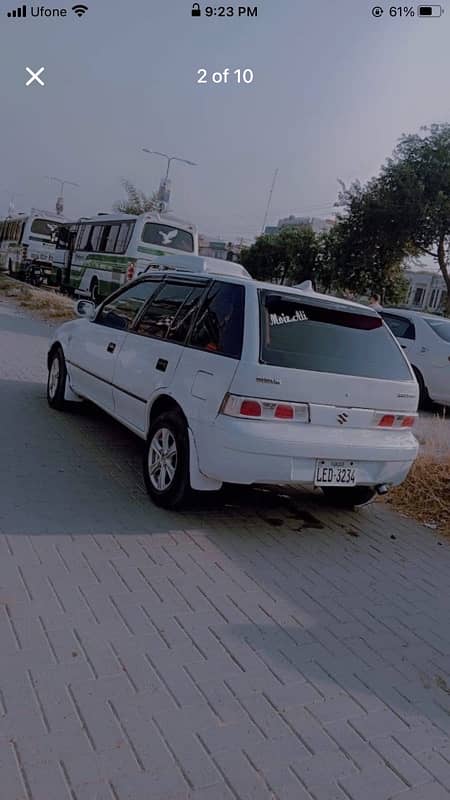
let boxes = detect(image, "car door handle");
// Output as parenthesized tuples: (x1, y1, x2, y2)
(156, 358, 168, 372)
(401, 345, 407, 349)
(107, 342, 116, 353)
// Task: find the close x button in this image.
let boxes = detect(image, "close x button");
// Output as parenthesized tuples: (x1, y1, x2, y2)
(25, 66, 45, 86)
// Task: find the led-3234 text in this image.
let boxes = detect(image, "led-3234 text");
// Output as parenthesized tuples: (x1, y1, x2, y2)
(197, 68, 254, 84)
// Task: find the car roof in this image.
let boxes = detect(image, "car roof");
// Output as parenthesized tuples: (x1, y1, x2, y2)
(142, 254, 251, 278)
(254, 281, 376, 312)
(382, 307, 444, 321)
(135, 268, 378, 314)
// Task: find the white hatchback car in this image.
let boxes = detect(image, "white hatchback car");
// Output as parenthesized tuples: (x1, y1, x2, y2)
(381, 309, 450, 408)
(47, 260, 419, 509)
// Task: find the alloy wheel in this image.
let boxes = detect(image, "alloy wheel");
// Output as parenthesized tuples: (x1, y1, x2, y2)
(48, 357, 60, 399)
(148, 427, 178, 491)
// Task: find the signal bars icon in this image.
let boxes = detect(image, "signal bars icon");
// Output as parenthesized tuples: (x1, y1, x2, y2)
(7, 4, 26, 16)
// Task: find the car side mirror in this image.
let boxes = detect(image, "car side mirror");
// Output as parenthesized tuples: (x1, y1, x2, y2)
(76, 299, 96, 320)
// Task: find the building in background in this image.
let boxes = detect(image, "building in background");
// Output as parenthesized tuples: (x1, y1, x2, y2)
(404, 265, 447, 312)
(264, 215, 334, 235)
(199, 236, 246, 262)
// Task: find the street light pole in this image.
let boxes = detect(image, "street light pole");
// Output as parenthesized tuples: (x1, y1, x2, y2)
(46, 176, 79, 215)
(261, 168, 279, 234)
(142, 149, 197, 211)
(2, 190, 23, 215)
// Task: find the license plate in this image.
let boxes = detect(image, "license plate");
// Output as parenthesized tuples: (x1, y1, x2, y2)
(314, 459, 356, 486)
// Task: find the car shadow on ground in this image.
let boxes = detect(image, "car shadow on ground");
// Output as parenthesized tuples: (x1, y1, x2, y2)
(1, 377, 374, 536)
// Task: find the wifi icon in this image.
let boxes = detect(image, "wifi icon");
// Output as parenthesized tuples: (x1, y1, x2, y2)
(72, 4, 88, 16)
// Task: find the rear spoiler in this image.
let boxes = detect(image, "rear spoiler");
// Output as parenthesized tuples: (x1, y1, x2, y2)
(293, 280, 314, 292)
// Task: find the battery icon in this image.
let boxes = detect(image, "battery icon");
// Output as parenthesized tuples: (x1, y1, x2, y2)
(417, 5, 444, 15)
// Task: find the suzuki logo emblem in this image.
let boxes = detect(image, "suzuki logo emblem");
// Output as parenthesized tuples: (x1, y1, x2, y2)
(337, 411, 349, 425)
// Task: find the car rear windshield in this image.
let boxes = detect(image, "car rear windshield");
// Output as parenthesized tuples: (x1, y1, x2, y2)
(424, 317, 450, 343)
(259, 291, 412, 380)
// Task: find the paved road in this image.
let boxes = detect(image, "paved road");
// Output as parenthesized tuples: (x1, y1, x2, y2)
(1, 296, 450, 800)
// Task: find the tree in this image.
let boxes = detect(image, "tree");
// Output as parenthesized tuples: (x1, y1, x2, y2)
(240, 234, 286, 284)
(330, 124, 450, 313)
(113, 179, 159, 215)
(240, 226, 322, 286)
(327, 178, 410, 303)
(379, 124, 450, 313)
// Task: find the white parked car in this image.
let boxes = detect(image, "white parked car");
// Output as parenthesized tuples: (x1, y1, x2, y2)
(381, 309, 450, 409)
(47, 259, 419, 510)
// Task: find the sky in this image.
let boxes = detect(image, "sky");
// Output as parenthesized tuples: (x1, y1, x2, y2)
(0, 0, 449, 240)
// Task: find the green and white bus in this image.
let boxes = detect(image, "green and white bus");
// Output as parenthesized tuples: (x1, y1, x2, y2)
(0, 209, 65, 280)
(54, 211, 199, 303)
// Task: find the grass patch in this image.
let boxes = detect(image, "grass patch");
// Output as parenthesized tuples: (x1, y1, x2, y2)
(387, 412, 450, 536)
(0, 274, 76, 322)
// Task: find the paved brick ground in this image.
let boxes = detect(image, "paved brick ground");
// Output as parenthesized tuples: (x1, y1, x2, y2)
(1, 295, 450, 800)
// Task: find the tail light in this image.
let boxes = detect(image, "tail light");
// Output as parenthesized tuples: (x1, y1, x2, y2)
(378, 414, 396, 427)
(221, 394, 309, 422)
(126, 262, 135, 281)
(375, 413, 416, 428)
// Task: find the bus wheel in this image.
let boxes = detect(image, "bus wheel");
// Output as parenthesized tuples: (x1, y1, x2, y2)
(89, 278, 99, 304)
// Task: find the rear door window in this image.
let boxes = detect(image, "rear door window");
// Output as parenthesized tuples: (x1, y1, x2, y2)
(189, 282, 245, 359)
(166, 285, 207, 344)
(260, 291, 412, 380)
(135, 282, 197, 340)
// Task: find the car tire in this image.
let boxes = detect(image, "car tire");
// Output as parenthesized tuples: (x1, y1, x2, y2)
(322, 486, 376, 509)
(412, 366, 431, 410)
(47, 346, 67, 411)
(143, 412, 190, 510)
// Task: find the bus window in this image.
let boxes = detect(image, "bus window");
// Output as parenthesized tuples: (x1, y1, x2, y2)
(30, 218, 58, 240)
(88, 225, 103, 251)
(115, 221, 134, 253)
(141, 222, 194, 253)
(101, 225, 120, 253)
(76, 225, 90, 251)
(56, 225, 72, 250)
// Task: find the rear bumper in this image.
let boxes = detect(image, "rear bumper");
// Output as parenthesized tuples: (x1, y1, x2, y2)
(194, 418, 419, 487)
